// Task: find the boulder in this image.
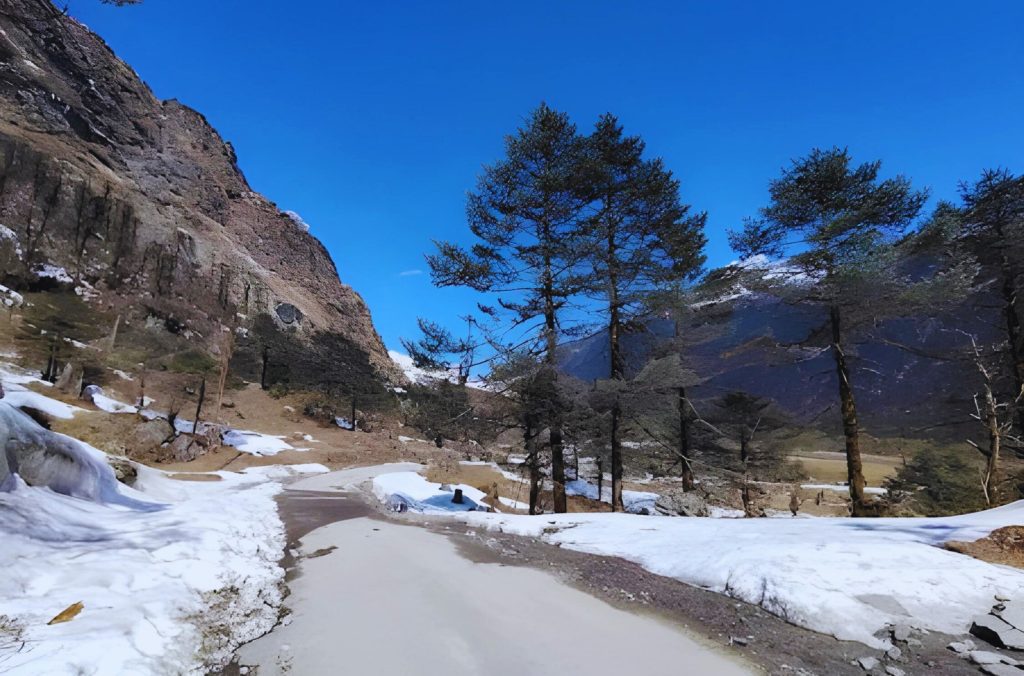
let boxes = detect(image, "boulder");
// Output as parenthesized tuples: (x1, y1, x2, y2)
(654, 489, 709, 517)
(167, 434, 200, 462)
(106, 456, 138, 487)
(972, 614, 1024, 650)
(892, 624, 911, 642)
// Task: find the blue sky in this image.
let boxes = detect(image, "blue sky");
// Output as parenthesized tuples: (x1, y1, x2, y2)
(69, 0, 1023, 353)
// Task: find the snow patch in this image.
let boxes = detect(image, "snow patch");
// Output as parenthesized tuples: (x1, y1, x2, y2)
(0, 462, 326, 673)
(455, 503, 1024, 647)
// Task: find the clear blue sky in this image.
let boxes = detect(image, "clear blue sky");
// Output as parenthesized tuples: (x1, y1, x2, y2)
(68, 0, 1023, 353)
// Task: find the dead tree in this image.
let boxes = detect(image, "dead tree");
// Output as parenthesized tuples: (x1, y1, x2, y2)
(968, 336, 1024, 505)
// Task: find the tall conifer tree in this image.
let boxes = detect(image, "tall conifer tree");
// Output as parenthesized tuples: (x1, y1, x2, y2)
(579, 115, 707, 509)
(425, 103, 590, 514)
(730, 147, 927, 515)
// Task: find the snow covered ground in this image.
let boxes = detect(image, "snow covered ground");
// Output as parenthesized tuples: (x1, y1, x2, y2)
(0, 462, 328, 674)
(446, 501, 1024, 647)
(372, 471, 490, 512)
(0, 362, 329, 673)
(565, 478, 659, 514)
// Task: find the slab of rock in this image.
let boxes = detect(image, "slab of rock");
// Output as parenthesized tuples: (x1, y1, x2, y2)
(971, 651, 1010, 665)
(891, 624, 911, 642)
(973, 615, 1024, 650)
(981, 664, 1024, 676)
(857, 656, 880, 671)
(884, 667, 905, 676)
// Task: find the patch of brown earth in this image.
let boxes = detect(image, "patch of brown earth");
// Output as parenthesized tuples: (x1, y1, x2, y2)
(946, 526, 1024, 568)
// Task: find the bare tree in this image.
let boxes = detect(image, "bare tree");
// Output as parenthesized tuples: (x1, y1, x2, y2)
(967, 335, 1024, 505)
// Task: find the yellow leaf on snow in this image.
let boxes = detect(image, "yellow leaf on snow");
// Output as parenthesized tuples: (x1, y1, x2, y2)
(47, 602, 84, 625)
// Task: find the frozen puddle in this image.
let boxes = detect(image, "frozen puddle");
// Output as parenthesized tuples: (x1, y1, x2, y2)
(237, 518, 752, 675)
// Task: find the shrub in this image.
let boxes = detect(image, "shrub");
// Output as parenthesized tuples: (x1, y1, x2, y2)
(884, 447, 986, 516)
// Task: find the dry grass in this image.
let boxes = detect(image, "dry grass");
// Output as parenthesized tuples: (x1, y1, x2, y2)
(788, 452, 902, 485)
(946, 526, 1024, 568)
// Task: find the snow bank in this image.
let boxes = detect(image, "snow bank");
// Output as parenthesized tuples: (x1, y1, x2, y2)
(565, 478, 660, 514)
(0, 370, 82, 420)
(372, 471, 489, 513)
(0, 463, 324, 674)
(288, 463, 424, 493)
(803, 482, 887, 496)
(222, 429, 295, 456)
(455, 503, 1024, 647)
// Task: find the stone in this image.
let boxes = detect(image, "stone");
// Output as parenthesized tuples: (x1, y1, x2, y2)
(730, 636, 749, 646)
(106, 456, 138, 487)
(972, 615, 1024, 650)
(981, 664, 1024, 676)
(948, 639, 977, 653)
(884, 667, 905, 676)
(885, 646, 902, 661)
(857, 656, 880, 671)
(892, 624, 911, 642)
(166, 434, 195, 462)
(654, 489, 709, 517)
(275, 302, 302, 325)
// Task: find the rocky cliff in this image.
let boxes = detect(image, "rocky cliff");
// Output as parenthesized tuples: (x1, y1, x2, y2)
(0, 0, 398, 393)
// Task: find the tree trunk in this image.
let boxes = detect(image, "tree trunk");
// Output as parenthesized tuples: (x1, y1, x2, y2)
(678, 386, 695, 491)
(829, 305, 868, 515)
(541, 239, 567, 513)
(608, 257, 625, 511)
(596, 457, 604, 509)
(610, 401, 623, 511)
(525, 417, 541, 515)
(982, 384, 1002, 506)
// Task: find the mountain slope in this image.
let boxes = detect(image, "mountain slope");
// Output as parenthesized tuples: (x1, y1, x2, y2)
(0, 0, 398, 392)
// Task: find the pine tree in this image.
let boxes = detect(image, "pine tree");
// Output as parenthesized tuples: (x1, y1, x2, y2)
(578, 115, 707, 509)
(958, 170, 1024, 436)
(424, 103, 590, 513)
(729, 147, 928, 515)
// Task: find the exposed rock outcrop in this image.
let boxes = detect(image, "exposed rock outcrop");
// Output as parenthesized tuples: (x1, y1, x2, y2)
(0, 0, 399, 393)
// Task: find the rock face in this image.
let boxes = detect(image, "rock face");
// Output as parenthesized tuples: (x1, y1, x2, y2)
(0, 0, 398, 392)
